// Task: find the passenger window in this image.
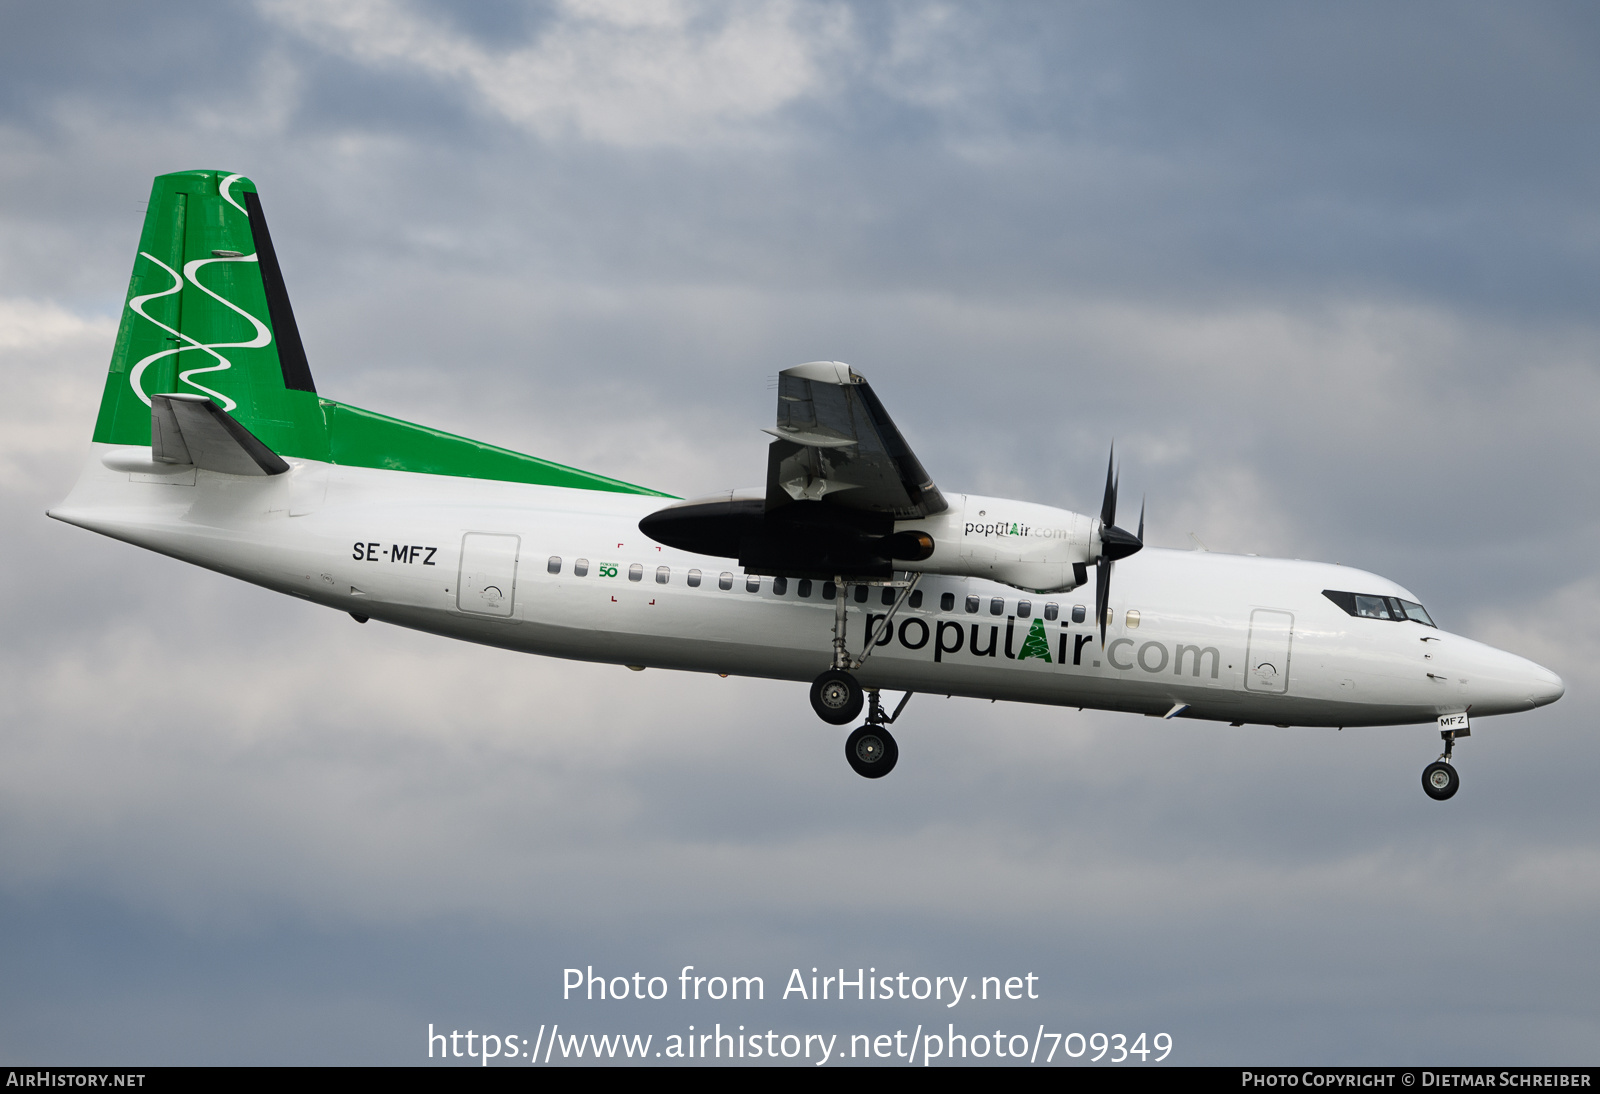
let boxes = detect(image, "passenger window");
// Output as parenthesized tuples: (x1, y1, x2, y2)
(1044, 603, 1059, 621)
(854, 585, 869, 604)
(719, 572, 734, 591)
(965, 595, 979, 614)
(656, 565, 670, 584)
(1126, 609, 1140, 628)
(990, 597, 1005, 616)
(746, 575, 761, 593)
(1017, 599, 1032, 618)
(628, 563, 643, 582)
(823, 581, 836, 600)
(909, 589, 923, 609)
(574, 558, 590, 577)
(547, 556, 562, 575)
(881, 587, 895, 605)
(773, 577, 788, 595)
(798, 578, 813, 598)
(940, 592, 955, 612)
(1071, 604, 1086, 624)
(687, 568, 702, 588)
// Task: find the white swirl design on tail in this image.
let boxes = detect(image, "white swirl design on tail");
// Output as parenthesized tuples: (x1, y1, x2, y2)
(125, 174, 271, 413)
(219, 173, 249, 217)
(126, 254, 185, 407)
(174, 254, 271, 407)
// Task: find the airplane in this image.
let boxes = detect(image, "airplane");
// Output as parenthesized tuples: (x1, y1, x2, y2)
(50, 170, 1564, 798)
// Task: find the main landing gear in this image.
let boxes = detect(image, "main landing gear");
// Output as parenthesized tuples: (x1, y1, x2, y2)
(810, 669, 863, 725)
(1422, 728, 1467, 801)
(845, 688, 912, 779)
(808, 573, 921, 778)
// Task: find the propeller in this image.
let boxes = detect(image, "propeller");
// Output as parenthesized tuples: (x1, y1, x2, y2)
(1093, 445, 1145, 645)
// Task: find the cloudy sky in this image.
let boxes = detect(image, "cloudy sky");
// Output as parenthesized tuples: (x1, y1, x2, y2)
(2, 0, 1597, 1065)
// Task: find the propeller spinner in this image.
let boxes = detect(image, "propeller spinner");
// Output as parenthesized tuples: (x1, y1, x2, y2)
(1094, 446, 1144, 645)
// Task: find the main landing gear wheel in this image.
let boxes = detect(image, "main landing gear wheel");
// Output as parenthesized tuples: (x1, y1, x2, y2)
(810, 669, 864, 725)
(1422, 761, 1459, 801)
(845, 724, 899, 779)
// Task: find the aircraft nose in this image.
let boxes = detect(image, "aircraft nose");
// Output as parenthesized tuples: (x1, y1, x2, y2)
(1529, 664, 1565, 708)
(1456, 639, 1565, 715)
(1476, 647, 1564, 713)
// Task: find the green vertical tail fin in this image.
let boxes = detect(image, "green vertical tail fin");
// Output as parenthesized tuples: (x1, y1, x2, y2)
(90, 169, 669, 497)
(94, 170, 328, 459)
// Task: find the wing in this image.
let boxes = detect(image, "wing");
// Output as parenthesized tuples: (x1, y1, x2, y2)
(762, 362, 946, 520)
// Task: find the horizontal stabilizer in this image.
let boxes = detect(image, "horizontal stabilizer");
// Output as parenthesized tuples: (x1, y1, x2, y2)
(150, 393, 290, 476)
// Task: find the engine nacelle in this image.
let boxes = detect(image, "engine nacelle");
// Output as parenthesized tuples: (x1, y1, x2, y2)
(893, 494, 1097, 592)
(641, 490, 1103, 591)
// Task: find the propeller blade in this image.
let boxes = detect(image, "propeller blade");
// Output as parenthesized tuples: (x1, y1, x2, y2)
(1096, 555, 1112, 646)
(1100, 445, 1118, 529)
(1092, 458, 1144, 646)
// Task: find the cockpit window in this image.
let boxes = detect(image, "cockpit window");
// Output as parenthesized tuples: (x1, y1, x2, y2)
(1397, 599, 1435, 626)
(1355, 595, 1391, 620)
(1323, 589, 1436, 627)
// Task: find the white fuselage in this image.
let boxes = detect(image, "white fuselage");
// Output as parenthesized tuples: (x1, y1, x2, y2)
(52, 446, 1564, 729)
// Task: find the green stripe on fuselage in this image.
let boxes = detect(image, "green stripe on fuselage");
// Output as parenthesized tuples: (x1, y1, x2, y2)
(322, 401, 673, 496)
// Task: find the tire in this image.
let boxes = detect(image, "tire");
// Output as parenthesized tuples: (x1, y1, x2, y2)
(845, 725, 899, 779)
(1422, 761, 1459, 801)
(810, 669, 864, 725)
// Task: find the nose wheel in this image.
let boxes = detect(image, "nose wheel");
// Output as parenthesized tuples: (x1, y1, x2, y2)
(1422, 761, 1458, 800)
(1422, 729, 1465, 800)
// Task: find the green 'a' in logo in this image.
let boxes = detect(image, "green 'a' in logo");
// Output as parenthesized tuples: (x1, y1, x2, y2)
(1018, 617, 1052, 662)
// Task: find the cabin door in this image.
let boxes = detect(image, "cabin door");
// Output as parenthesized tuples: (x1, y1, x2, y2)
(457, 533, 520, 617)
(1245, 609, 1294, 694)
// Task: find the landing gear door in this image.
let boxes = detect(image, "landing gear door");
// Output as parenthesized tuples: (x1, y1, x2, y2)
(457, 533, 520, 618)
(1245, 609, 1294, 694)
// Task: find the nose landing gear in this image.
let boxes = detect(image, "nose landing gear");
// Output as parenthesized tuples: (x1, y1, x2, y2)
(1422, 728, 1467, 800)
(1422, 761, 1458, 800)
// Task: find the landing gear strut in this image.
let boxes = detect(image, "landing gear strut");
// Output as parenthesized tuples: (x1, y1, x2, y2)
(844, 688, 913, 779)
(805, 573, 921, 777)
(1422, 729, 1466, 801)
(807, 573, 920, 727)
